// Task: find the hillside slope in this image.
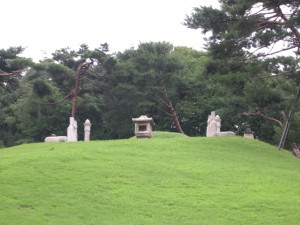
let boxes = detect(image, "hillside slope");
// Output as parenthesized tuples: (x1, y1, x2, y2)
(0, 135, 300, 225)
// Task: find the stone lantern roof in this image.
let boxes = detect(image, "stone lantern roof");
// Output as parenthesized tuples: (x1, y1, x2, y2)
(132, 115, 154, 123)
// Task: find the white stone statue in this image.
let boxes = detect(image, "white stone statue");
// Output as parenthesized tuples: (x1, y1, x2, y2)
(206, 111, 217, 137)
(206, 111, 235, 137)
(215, 115, 221, 133)
(84, 119, 92, 141)
(67, 117, 78, 142)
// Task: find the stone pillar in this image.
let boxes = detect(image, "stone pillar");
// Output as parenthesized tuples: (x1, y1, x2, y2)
(67, 117, 78, 142)
(84, 119, 92, 141)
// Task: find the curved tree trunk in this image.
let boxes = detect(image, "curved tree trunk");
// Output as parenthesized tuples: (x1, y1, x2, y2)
(71, 69, 81, 118)
(71, 61, 93, 118)
(155, 74, 185, 134)
(169, 100, 185, 134)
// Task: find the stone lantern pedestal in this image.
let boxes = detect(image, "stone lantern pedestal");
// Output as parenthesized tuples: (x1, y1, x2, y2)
(84, 119, 91, 141)
(244, 128, 255, 139)
(132, 115, 154, 138)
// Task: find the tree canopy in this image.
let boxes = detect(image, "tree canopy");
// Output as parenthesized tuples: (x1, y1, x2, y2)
(0, 41, 299, 148)
(185, 0, 300, 59)
(185, 0, 300, 147)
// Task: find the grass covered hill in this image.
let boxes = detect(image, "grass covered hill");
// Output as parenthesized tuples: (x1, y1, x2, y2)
(1, 132, 300, 225)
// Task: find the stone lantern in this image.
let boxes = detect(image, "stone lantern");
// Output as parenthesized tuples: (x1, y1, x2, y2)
(132, 115, 154, 138)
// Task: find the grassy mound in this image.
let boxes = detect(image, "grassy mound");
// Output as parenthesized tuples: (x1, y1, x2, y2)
(151, 131, 187, 138)
(130, 131, 187, 139)
(0, 136, 300, 225)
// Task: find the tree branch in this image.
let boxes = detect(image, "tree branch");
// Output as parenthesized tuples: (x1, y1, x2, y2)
(244, 111, 283, 128)
(0, 69, 22, 76)
(152, 104, 173, 117)
(46, 92, 73, 105)
(290, 6, 300, 18)
(153, 93, 172, 109)
(71, 60, 94, 118)
(259, 45, 298, 57)
(272, 1, 300, 44)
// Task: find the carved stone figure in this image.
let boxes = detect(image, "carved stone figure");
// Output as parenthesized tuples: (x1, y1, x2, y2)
(206, 111, 235, 137)
(67, 117, 78, 142)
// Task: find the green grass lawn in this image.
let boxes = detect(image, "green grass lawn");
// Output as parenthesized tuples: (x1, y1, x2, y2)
(1, 132, 300, 225)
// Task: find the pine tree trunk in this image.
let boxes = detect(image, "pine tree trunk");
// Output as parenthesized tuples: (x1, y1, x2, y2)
(171, 107, 184, 134)
(71, 69, 81, 118)
(159, 75, 185, 134)
(71, 61, 93, 118)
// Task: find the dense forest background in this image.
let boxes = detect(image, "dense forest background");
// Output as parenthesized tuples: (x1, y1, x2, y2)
(1, 0, 299, 149)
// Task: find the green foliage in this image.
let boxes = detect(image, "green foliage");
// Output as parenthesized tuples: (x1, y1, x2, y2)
(185, 0, 300, 60)
(0, 47, 32, 93)
(6, 57, 33, 71)
(101, 42, 185, 136)
(52, 43, 108, 70)
(31, 60, 75, 91)
(32, 79, 52, 97)
(0, 46, 25, 71)
(0, 137, 300, 224)
(185, 1, 300, 145)
(0, 48, 34, 146)
(102, 43, 212, 136)
(244, 79, 282, 108)
(287, 111, 300, 146)
(0, 42, 298, 147)
(0, 44, 112, 145)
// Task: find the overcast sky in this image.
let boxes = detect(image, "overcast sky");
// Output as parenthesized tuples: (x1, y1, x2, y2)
(2, 0, 219, 61)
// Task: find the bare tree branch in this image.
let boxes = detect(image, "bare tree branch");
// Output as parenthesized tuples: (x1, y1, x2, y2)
(158, 72, 184, 134)
(152, 104, 173, 117)
(71, 60, 94, 118)
(46, 92, 73, 105)
(290, 6, 300, 18)
(154, 93, 172, 109)
(244, 111, 283, 128)
(260, 45, 298, 57)
(0, 69, 22, 76)
(273, 1, 300, 44)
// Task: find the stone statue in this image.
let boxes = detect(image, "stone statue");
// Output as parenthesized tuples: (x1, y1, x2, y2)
(206, 111, 235, 137)
(67, 117, 78, 142)
(206, 111, 217, 137)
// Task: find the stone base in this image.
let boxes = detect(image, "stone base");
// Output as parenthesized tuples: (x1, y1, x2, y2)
(213, 131, 235, 137)
(244, 133, 254, 139)
(45, 136, 67, 142)
(135, 132, 152, 138)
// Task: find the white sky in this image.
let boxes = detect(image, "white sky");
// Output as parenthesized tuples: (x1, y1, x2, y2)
(1, 0, 219, 61)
